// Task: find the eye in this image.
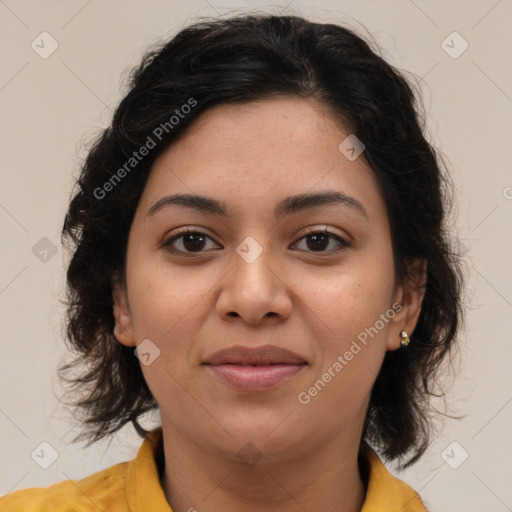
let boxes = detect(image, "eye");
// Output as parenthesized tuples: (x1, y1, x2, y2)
(162, 228, 350, 256)
(162, 230, 220, 255)
(292, 230, 350, 253)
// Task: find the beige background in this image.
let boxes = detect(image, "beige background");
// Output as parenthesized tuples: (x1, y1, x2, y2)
(1, 0, 511, 510)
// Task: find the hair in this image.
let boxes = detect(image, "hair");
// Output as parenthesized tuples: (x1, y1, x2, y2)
(59, 12, 463, 469)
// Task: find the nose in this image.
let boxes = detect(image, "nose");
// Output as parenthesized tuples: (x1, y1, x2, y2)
(216, 239, 293, 325)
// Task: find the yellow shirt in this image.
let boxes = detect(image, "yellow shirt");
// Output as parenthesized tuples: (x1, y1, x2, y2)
(0, 427, 427, 511)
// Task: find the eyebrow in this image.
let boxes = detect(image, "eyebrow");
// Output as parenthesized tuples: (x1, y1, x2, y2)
(145, 190, 369, 220)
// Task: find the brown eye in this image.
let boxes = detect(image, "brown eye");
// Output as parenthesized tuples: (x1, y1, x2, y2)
(293, 231, 350, 253)
(163, 230, 219, 254)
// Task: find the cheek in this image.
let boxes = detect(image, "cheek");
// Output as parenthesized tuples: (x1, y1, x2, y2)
(296, 285, 392, 429)
(308, 252, 396, 390)
(317, 260, 395, 343)
(126, 247, 213, 341)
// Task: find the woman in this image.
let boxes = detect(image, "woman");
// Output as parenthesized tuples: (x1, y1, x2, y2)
(1, 13, 462, 511)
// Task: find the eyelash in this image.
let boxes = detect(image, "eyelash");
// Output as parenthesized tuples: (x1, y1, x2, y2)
(161, 228, 351, 256)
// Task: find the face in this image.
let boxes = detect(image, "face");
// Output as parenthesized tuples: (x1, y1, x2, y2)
(113, 96, 424, 463)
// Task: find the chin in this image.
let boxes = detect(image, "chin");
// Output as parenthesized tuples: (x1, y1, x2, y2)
(211, 420, 307, 463)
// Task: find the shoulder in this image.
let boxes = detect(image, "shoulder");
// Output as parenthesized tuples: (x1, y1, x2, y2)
(0, 461, 129, 512)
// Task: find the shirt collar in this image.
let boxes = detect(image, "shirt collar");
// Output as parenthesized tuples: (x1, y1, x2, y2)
(361, 448, 427, 511)
(126, 427, 171, 511)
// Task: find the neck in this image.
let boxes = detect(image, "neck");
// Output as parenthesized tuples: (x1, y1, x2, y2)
(159, 418, 367, 512)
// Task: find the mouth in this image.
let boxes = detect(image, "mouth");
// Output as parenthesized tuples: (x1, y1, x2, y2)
(203, 345, 308, 392)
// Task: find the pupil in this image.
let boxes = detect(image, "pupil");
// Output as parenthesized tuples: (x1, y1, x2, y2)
(183, 233, 205, 251)
(307, 233, 328, 251)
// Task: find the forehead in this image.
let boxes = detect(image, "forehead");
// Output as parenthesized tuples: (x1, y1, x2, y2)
(139, 97, 385, 222)
(172, 96, 345, 160)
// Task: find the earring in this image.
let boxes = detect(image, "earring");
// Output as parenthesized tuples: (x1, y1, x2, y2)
(400, 330, 410, 347)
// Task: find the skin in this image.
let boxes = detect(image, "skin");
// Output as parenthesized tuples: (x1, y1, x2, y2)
(113, 96, 426, 512)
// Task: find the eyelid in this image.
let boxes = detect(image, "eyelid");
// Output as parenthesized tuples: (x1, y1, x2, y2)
(298, 225, 349, 240)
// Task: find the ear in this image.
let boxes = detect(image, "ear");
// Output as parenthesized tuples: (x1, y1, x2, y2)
(112, 272, 136, 347)
(386, 258, 427, 351)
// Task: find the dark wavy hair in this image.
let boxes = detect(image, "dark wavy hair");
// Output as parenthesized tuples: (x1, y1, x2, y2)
(59, 12, 463, 469)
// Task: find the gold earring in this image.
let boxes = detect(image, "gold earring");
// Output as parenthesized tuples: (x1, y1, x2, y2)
(400, 330, 410, 347)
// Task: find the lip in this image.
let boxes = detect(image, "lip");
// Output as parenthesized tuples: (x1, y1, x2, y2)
(206, 363, 306, 392)
(203, 345, 307, 392)
(203, 344, 306, 366)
